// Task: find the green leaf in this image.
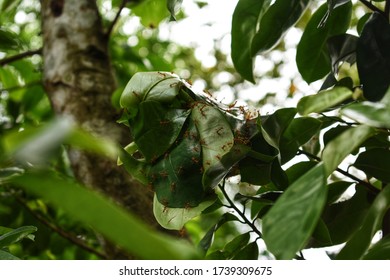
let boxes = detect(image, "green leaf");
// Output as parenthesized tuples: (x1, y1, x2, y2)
(12, 171, 199, 260)
(341, 101, 390, 128)
(279, 117, 322, 163)
(337, 184, 390, 259)
(132, 0, 170, 28)
(231, 0, 271, 82)
(357, 13, 372, 35)
(319, 0, 351, 27)
(167, 0, 183, 21)
(0, 249, 19, 260)
(3, 118, 120, 164)
(199, 213, 239, 254)
(322, 125, 376, 177)
(251, 0, 310, 55)
(357, 13, 390, 101)
(192, 103, 234, 180)
(232, 241, 259, 260)
(224, 232, 251, 257)
(363, 235, 390, 260)
(327, 34, 358, 73)
(0, 226, 37, 249)
(261, 107, 297, 149)
(132, 101, 190, 162)
(307, 218, 332, 248)
(297, 86, 353, 116)
(153, 195, 215, 230)
(322, 186, 371, 245)
(203, 144, 251, 189)
(262, 163, 327, 259)
(0, 167, 24, 183)
(354, 148, 390, 182)
(0, 27, 21, 51)
(239, 157, 272, 186)
(326, 181, 353, 204)
(120, 72, 184, 118)
(149, 121, 205, 208)
(296, 2, 352, 83)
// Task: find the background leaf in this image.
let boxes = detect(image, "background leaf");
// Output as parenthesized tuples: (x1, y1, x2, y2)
(12, 171, 199, 260)
(231, 0, 270, 82)
(251, 0, 310, 55)
(296, 2, 352, 83)
(167, 0, 183, 21)
(132, 0, 170, 28)
(0, 226, 37, 249)
(0, 250, 19, 260)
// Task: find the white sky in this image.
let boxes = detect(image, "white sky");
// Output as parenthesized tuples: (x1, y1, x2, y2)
(157, 0, 323, 115)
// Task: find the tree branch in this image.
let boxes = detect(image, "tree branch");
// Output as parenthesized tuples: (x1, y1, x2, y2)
(105, 0, 127, 38)
(0, 48, 42, 66)
(218, 179, 263, 238)
(14, 194, 108, 259)
(297, 149, 379, 194)
(359, 0, 387, 16)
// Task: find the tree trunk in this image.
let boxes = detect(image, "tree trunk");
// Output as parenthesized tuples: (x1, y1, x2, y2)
(41, 0, 158, 258)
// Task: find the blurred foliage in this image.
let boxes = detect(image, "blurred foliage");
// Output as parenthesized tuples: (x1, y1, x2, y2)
(1, 0, 390, 260)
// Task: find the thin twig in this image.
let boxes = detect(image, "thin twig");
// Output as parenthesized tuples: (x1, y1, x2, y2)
(359, 0, 387, 16)
(14, 195, 108, 259)
(218, 179, 262, 238)
(297, 149, 379, 194)
(105, 0, 127, 38)
(0, 48, 42, 66)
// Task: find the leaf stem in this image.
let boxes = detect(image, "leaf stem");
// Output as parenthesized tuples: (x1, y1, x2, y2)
(0, 48, 42, 66)
(297, 149, 379, 194)
(359, 0, 387, 16)
(14, 194, 108, 259)
(218, 179, 262, 238)
(105, 0, 127, 38)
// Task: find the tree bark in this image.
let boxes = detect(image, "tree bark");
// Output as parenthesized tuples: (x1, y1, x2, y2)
(41, 0, 158, 258)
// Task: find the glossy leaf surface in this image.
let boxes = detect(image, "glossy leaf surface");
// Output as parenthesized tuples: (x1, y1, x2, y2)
(263, 164, 327, 259)
(231, 0, 270, 82)
(297, 87, 353, 116)
(322, 125, 376, 176)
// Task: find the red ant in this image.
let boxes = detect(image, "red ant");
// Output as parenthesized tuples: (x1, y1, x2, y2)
(157, 71, 167, 78)
(160, 120, 170, 126)
(216, 127, 224, 136)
